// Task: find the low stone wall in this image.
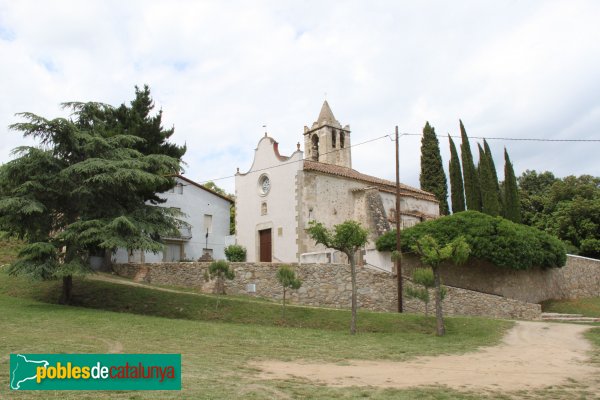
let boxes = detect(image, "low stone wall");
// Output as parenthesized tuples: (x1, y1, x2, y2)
(401, 254, 600, 304)
(112, 261, 540, 319)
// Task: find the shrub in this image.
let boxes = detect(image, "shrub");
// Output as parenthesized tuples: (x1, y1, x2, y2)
(405, 267, 445, 317)
(208, 260, 235, 309)
(224, 244, 247, 262)
(580, 239, 600, 259)
(276, 265, 302, 319)
(376, 211, 566, 270)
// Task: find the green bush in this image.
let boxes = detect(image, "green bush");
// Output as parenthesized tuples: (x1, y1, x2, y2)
(376, 211, 566, 270)
(580, 238, 600, 259)
(224, 244, 247, 262)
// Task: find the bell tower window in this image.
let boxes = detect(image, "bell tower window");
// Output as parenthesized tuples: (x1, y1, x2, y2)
(311, 134, 319, 161)
(340, 132, 345, 148)
(331, 130, 336, 148)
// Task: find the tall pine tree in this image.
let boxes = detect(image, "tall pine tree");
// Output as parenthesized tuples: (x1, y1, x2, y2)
(483, 139, 503, 215)
(448, 135, 465, 213)
(459, 120, 481, 211)
(0, 91, 185, 304)
(112, 85, 187, 199)
(420, 122, 449, 215)
(478, 144, 501, 216)
(503, 148, 522, 223)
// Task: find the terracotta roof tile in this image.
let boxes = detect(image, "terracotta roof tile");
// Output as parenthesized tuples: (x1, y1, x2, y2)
(303, 160, 437, 201)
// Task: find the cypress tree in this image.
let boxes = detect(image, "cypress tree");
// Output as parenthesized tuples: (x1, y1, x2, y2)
(420, 122, 449, 215)
(503, 148, 522, 223)
(459, 120, 481, 211)
(448, 135, 465, 213)
(483, 139, 503, 215)
(478, 144, 500, 216)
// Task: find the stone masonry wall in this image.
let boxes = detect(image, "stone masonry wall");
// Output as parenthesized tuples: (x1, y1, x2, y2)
(112, 262, 540, 319)
(401, 254, 600, 304)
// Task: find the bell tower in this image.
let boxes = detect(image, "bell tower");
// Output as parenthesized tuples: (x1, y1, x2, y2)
(303, 101, 352, 168)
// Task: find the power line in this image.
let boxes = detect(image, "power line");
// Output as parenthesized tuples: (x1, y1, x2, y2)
(197, 134, 391, 184)
(196, 132, 599, 184)
(400, 132, 600, 142)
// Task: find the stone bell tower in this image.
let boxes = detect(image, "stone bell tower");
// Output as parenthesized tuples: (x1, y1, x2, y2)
(303, 101, 352, 168)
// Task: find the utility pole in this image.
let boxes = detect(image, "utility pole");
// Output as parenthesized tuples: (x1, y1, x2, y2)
(395, 126, 403, 313)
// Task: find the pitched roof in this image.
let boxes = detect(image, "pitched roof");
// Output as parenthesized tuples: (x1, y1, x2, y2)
(307, 101, 344, 132)
(173, 174, 234, 204)
(317, 100, 338, 126)
(303, 160, 438, 202)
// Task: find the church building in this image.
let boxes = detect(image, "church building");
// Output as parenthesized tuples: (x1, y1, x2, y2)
(235, 102, 439, 263)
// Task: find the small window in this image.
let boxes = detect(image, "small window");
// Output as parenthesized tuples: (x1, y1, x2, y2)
(331, 130, 336, 148)
(340, 132, 345, 148)
(204, 214, 213, 234)
(176, 183, 183, 194)
(261, 202, 267, 215)
(389, 208, 396, 221)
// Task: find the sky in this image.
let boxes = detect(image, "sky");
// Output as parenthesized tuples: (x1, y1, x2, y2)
(1, 0, 599, 194)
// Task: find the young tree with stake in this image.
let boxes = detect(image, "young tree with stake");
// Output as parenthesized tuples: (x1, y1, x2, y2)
(207, 260, 235, 310)
(276, 265, 302, 319)
(412, 235, 470, 336)
(307, 220, 369, 335)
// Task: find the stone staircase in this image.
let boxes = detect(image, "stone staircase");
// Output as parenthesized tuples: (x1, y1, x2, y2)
(541, 312, 600, 323)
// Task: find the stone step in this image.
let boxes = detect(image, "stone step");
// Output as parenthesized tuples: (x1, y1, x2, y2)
(541, 312, 584, 318)
(541, 312, 600, 323)
(542, 318, 600, 323)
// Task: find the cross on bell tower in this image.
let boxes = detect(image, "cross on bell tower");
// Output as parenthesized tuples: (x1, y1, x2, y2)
(303, 101, 352, 168)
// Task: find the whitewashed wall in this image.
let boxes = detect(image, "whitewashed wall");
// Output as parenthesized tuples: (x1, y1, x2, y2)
(235, 136, 303, 262)
(113, 176, 232, 263)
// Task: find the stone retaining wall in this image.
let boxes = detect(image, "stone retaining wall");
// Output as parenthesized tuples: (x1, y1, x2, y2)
(401, 254, 600, 304)
(112, 261, 540, 320)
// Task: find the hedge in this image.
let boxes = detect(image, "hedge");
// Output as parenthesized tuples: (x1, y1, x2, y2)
(376, 211, 566, 270)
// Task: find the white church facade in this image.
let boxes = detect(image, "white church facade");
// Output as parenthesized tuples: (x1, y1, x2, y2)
(235, 102, 439, 263)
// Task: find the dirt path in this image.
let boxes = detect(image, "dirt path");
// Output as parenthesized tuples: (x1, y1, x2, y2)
(253, 321, 598, 391)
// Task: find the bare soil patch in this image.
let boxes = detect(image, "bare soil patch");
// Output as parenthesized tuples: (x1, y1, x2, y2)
(253, 321, 598, 391)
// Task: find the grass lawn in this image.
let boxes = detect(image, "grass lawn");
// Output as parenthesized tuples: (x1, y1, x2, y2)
(0, 269, 516, 399)
(542, 297, 600, 318)
(0, 237, 23, 265)
(1, 266, 599, 399)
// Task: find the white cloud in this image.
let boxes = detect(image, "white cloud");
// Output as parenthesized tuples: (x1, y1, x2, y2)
(1, 0, 599, 195)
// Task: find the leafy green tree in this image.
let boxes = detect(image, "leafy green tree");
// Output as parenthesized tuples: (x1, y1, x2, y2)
(307, 220, 369, 335)
(0, 99, 184, 304)
(420, 122, 449, 215)
(478, 144, 500, 216)
(405, 267, 445, 316)
(276, 265, 302, 318)
(376, 211, 566, 270)
(224, 244, 247, 262)
(460, 120, 481, 211)
(549, 197, 600, 256)
(208, 260, 235, 309)
(412, 235, 470, 336)
(203, 181, 227, 196)
(203, 181, 235, 235)
(448, 135, 465, 213)
(503, 148, 521, 223)
(518, 171, 599, 257)
(581, 238, 600, 259)
(518, 170, 558, 227)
